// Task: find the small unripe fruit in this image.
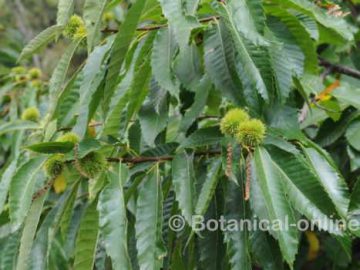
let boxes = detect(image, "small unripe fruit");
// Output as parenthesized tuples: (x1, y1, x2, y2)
(57, 132, 80, 144)
(64, 15, 86, 40)
(44, 154, 65, 178)
(11, 66, 26, 75)
(220, 108, 250, 136)
(21, 107, 40, 122)
(53, 174, 67, 194)
(28, 68, 42, 80)
(103, 12, 115, 23)
(77, 151, 107, 179)
(236, 119, 266, 148)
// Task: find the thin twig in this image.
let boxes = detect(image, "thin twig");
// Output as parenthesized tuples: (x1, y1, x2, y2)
(107, 150, 221, 164)
(102, 16, 220, 34)
(319, 58, 360, 80)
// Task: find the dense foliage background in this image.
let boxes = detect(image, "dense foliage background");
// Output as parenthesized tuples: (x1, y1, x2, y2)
(1, 0, 360, 269)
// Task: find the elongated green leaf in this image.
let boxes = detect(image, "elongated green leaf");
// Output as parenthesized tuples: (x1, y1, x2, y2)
(104, 0, 148, 109)
(266, 7, 317, 74)
(218, 3, 268, 101)
(49, 39, 82, 98)
(253, 147, 299, 266)
(16, 194, 47, 270)
(135, 166, 166, 269)
(98, 169, 131, 270)
(303, 148, 350, 219)
(267, 0, 354, 42)
(152, 28, 180, 98)
(224, 179, 251, 270)
(157, 0, 199, 49)
(57, 0, 74, 25)
(9, 157, 46, 231)
(0, 159, 18, 214)
(172, 151, 194, 225)
(84, 0, 109, 51)
(0, 120, 40, 135)
(73, 39, 113, 136)
(195, 159, 221, 216)
(270, 147, 343, 234)
(18, 25, 64, 61)
(204, 22, 244, 105)
(180, 126, 222, 149)
(26, 142, 74, 154)
(74, 201, 99, 270)
(250, 230, 283, 270)
(346, 120, 360, 151)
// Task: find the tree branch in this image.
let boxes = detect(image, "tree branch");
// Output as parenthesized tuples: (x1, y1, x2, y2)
(102, 16, 220, 34)
(107, 150, 221, 164)
(319, 58, 360, 80)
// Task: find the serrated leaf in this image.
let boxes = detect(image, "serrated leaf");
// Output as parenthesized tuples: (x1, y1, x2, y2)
(303, 147, 350, 219)
(9, 157, 46, 231)
(253, 147, 299, 266)
(0, 158, 18, 214)
(135, 165, 166, 269)
(157, 0, 199, 49)
(16, 194, 47, 270)
(195, 159, 221, 216)
(152, 28, 180, 98)
(180, 126, 222, 149)
(18, 25, 64, 61)
(84, 0, 109, 51)
(73, 201, 99, 270)
(346, 120, 360, 151)
(98, 168, 131, 270)
(204, 22, 244, 105)
(104, 0, 148, 110)
(0, 120, 40, 135)
(172, 151, 194, 225)
(26, 142, 74, 154)
(49, 39, 82, 98)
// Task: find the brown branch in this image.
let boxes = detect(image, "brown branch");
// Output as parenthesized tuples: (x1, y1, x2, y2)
(107, 150, 221, 164)
(102, 16, 220, 34)
(319, 58, 360, 80)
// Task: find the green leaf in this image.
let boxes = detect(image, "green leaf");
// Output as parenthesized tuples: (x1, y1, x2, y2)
(0, 120, 40, 136)
(57, 0, 74, 26)
(84, 0, 110, 51)
(0, 158, 18, 214)
(151, 28, 180, 98)
(218, 3, 269, 101)
(9, 157, 46, 231)
(49, 39, 82, 98)
(135, 165, 166, 269)
(157, 0, 199, 49)
(204, 22, 244, 105)
(346, 120, 360, 151)
(303, 148, 350, 219)
(172, 151, 194, 225)
(180, 126, 222, 149)
(73, 201, 99, 270)
(250, 231, 283, 270)
(270, 147, 343, 235)
(223, 180, 251, 270)
(195, 159, 221, 216)
(73, 39, 113, 136)
(104, 0, 148, 109)
(98, 168, 132, 270)
(16, 194, 47, 270)
(26, 142, 74, 154)
(253, 147, 299, 266)
(139, 89, 168, 147)
(18, 25, 64, 61)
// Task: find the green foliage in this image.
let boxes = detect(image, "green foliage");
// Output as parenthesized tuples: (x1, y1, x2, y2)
(1, 0, 360, 269)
